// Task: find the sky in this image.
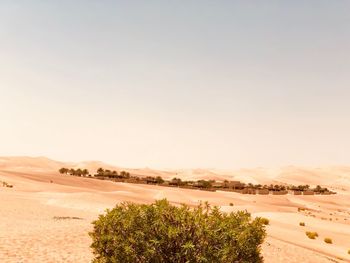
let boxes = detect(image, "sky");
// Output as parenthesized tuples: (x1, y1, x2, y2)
(1, 1, 350, 169)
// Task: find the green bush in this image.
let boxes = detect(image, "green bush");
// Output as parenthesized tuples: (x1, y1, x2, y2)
(305, 231, 318, 239)
(324, 238, 332, 244)
(299, 222, 305, 226)
(90, 199, 266, 263)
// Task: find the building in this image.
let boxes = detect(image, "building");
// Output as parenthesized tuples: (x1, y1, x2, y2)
(257, 189, 269, 195)
(303, 190, 315, 195)
(225, 181, 245, 189)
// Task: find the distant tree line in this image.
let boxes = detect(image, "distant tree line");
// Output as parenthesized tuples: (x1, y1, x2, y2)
(58, 168, 334, 194)
(95, 168, 131, 179)
(58, 167, 131, 179)
(228, 183, 332, 193)
(59, 168, 90, 177)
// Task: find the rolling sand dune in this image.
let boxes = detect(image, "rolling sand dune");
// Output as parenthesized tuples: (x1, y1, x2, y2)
(1, 157, 349, 262)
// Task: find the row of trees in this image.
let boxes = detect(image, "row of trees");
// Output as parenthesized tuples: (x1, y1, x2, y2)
(145, 176, 165, 184)
(58, 168, 334, 194)
(58, 167, 131, 179)
(95, 168, 131, 179)
(286, 184, 332, 193)
(313, 185, 332, 193)
(168, 178, 215, 189)
(287, 184, 311, 191)
(59, 168, 90, 177)
(228, 183, 332, 193)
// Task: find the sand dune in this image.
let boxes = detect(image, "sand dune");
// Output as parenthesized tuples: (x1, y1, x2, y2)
(0, 157, 349, 262)
(1, 156, 350, 189)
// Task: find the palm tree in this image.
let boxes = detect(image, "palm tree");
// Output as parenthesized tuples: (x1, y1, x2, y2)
(96, 168, 104, 176)
(155, 176, 164, 184)
(112, 171, 118, 178)
(82, 169, 89, 177)
(59, 168, 68, 174)
(76, 168, 83, 176)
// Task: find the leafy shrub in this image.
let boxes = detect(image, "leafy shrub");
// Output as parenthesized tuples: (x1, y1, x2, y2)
(305, 231, 318, 239)
(299, 222, 305, 226)
(324, 238, 332, 244)
(90, 199, 266, 263)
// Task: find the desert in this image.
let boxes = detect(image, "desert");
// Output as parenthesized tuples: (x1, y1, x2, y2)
(2, 1, 350, 262)
(0, 156, 349, 262)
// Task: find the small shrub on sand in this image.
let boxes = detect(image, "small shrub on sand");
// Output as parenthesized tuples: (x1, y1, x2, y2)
(324, 238, 332, 244)
(305, 231, 318, 239)
(259, 217, 270, 225)
(299, 222, 305, 226)
(90, 199, 266, 263)
(53, 216, 83, 220)
(229, 202, 234, 206)
(1, 182, 13, 188)
(348, 249, 350, 254)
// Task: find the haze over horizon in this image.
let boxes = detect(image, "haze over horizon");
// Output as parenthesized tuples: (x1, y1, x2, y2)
(1, 1, 350, 169)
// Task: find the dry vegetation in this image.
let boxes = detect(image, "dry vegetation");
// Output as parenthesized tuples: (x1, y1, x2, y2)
(1, 181, 13, 188)
(324, 238, 332, 244)
(305, 231, 319, 239)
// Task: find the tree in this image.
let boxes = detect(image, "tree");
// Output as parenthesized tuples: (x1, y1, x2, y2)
(96, 168, 104, 177)
(155, 176, 164, 184)
(197, 180, 212, 189)
(170, 177, 182, 186)
(82, 169, 89, 177)
(111, 171, 118, 178)
(75, 168, 83, 176)
(90, 200, 266, 263)
(59, 168, 68, 174)
(117, 171, 130, 179)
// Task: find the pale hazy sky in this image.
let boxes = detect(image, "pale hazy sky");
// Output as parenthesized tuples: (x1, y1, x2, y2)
(1, 1, 350, 168)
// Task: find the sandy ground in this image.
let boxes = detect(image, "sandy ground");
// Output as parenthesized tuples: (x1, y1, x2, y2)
(0, 157, 349, 262)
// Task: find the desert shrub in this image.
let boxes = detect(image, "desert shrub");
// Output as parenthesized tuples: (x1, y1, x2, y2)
(229, 202, 234, 206)
(90, 199, 266, 263)
(305, 231, 318, 239)
(299, 222, 305, 226)
(324, 238, 332, 244)
(1, 182, 13, 188)
(259, 217, 270, 225)
(348, 249, 350, 254)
